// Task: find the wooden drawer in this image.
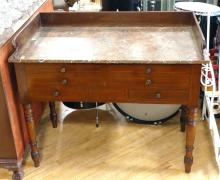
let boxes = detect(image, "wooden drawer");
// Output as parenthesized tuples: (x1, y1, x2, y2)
(15, 63, 199, 104)
(27, 75, 190, 91)
(25, 63, 191, 91)
(25, 64, 191, 76)
(28, 86, 127, 102)
(28, 86, 89, 101)
(107, 64, 191, 76)
(106, 73, 190, 90)
(25, 64, 106, 77)
(128, 88, 189, 104)
(145, 74, 190, 90)
(104, 64, 190, 90)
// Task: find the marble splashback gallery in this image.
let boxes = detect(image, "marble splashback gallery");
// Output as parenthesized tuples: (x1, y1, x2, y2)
(0, 0, 218, 47)
(0, 0, 46, 46)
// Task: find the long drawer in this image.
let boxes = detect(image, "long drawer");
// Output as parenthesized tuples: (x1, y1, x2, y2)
(19, 63, 193, 103)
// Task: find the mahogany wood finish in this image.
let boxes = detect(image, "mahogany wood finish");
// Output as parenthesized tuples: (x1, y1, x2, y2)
(184, 106, 198, 173)
(16, 64, 196, 104)
(23, 104, 40, 167)
(0, 75, 17, 158)
(0, 0, 53, 179)
(11, 12, 203, 174)
(14, 62, 201, 173)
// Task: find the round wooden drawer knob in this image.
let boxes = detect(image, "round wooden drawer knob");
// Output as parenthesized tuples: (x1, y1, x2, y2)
(53, 90, 60, 97)
(146, 68, 152, 74)
(145, 79, 152, 86)
(60, 67, 66, 73)
(61, 79, 68, 85)
(156, 93, 161, 99)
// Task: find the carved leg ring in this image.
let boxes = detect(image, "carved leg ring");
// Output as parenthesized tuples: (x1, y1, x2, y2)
(49, 102, 58, 128)
(24, 103, 40, 167)
(180, 105, 187, 132)
(184, 106, 197, 173)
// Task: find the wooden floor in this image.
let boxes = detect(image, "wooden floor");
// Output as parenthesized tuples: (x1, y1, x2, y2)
(0, 103, 219, 180)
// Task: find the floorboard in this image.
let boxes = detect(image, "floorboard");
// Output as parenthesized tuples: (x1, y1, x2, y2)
(0, 103, 218, 180)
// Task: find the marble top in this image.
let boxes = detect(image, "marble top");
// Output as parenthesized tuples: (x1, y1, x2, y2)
(9, 25, 205, 64)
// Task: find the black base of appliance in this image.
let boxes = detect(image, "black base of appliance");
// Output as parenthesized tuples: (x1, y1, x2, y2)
(63, 102, 105, 109)
(113, 103, 179, 125)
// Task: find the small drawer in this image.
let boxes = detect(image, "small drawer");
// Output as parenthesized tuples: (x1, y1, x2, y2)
(105, 64, 191, 90)
(28, 86, 89, 101)
(144, 65, 191, 74)
(128, 89, 189, 104)
(144, 74, 191, 90)
(107, 64, 191, 77)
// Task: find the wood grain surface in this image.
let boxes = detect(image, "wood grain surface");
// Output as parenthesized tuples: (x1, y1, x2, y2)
(15, 63, 200, 106)
(10, 10, 203, 176)
(0, 0, 53, 176)
(0, 103, 218, 180)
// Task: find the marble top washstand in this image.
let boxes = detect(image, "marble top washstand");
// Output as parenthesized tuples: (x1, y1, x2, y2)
(8, 12, 207, 175)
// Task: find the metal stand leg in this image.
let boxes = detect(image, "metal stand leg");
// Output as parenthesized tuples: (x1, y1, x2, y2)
(207, 14, 211, 55)
(96, 102, 99, 128)
(202, 96, 207, 120)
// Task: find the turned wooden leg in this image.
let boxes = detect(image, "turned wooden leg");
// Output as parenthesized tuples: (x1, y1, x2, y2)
(12, 168, 24, 180)
(49, 102, 57, 128)
(180, 105, 187, 132)
(184, 105, 197, 173)
(23, 103, 40, 167)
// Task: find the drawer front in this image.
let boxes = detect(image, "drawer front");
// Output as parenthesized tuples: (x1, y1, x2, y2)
(25, 64, 191, 75)
(24, 63, 192, 102)
(28, 86, 89, 101)
(106, 73, 190, 90)
(128, 89, 189, 104)
(26, 63, 191, 88)
(28, 86, 127, 102)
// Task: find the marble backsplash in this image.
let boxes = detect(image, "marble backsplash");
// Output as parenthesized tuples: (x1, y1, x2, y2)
(0, 0, 46, 46)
